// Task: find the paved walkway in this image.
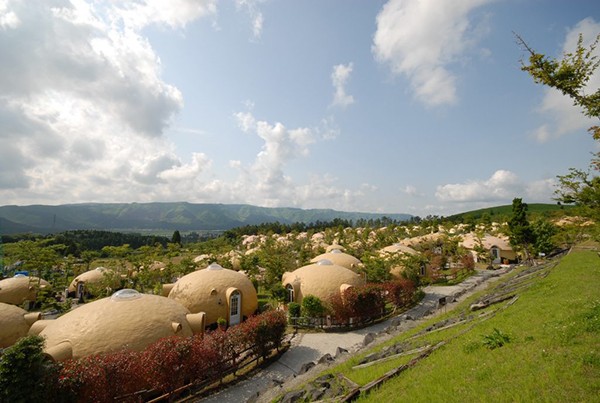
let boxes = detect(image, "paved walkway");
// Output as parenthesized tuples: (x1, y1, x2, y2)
(198, 268, 510, 403)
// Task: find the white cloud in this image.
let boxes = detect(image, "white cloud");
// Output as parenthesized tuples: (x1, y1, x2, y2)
(235, 0, 265, 39)
(435, 170, 555, 204)
(436, 170, 520, 203)
(530, 17, 600, 142)
(233, 111, 315, 205)
(403, 185, 422, 197)
(331, 63, 355, 108)
(372, 0, 493, 106)
(115, 0, 217, 30)
(0, 0, 216, 204)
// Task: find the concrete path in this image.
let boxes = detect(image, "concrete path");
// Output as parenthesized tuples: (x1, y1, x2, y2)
(198, 268, 510, 403)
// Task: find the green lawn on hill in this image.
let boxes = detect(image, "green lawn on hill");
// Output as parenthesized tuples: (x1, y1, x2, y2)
(350, 250, 600, 402)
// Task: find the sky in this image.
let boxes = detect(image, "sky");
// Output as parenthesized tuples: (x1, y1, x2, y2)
(0, 0, 599, 217)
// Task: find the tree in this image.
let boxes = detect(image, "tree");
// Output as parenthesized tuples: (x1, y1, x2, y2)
(508, 198, 535, 262)
(171, 230, 182, 246)
(517, 32, 600, 219)
(0, 336, 60, 402)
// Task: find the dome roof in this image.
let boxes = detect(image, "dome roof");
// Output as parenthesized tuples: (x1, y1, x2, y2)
(168, 263, 258, 326)
(282, 259, 365, 302)
(381, 243, 419, 255)
(67, 267, 116, 293)
(33, 290, 204, 361)
(326, 243, 346, 252)
(460, 233, 512, 250)
(0, 276, 51, 305)
(310, 250, 361, 271)
(0, 303, 40, 348)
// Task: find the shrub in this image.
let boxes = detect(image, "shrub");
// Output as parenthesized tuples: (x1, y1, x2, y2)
(59, 350, 146, 402)
(482, 328, 511, 350)
(0, 335, 61, 403)
(53, 309, 288, 399)
(301, 295, 326, 318)
(288, 302, 301, 319)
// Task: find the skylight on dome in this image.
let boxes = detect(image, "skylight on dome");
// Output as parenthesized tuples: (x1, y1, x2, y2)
(111, 289, 142, 301)
(208, 263, 223, 270)
(317, 259, 333, 266)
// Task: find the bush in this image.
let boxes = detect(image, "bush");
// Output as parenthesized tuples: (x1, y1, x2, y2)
(0, 335, 61, 403)
(301, 295, 326, 318)
(288, 302, 301, 319)
(482, 328, 511, 350)
(52, 309, 288, 400)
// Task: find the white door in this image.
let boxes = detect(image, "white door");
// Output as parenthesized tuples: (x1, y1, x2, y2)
(229, 291, 241, 326)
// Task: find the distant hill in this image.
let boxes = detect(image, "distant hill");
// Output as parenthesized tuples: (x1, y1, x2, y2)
(446, 203, 571, 222)
(0, 202, 413, 235)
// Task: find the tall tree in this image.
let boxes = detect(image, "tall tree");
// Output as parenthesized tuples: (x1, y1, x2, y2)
(517, 32, 600, 221)
(508, 198, 535, 263)
(171, 230, 182, 246)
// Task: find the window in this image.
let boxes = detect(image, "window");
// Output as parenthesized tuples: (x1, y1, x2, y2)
(286, 284, 295, 303)
(230, 292, 239, 316)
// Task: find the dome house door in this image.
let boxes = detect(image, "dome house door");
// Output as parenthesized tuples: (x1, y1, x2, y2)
(229, 290, 241, 326)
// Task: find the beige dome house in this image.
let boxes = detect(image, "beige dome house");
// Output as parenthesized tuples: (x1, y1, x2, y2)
(0, 275, 50, 306)
(380, 243, 419, 256)
(0, 302, 41, 348)
(29, 289, 205, 361)
(460, 233, 516, 263)
(68, 267, 119, 298)
(310, 249, 362, 272)
(282, 259, 365, 304)
(167, 263, 258, 328)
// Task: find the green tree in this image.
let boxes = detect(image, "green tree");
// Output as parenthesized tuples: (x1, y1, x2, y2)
(301, 295, 326, 318)
(517, 32, 600, 221)
(508, 198, 535, 262)
(171, 230, 182, 246)
(532, 219, 558, 257)
(0, 335, 60, 402)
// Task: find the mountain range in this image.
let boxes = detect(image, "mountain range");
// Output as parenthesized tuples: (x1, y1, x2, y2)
(0, 202, 412, 234)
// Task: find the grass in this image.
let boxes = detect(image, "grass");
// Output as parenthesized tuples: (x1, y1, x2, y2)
(351, 250, 600, 402)
(287, 249, 600, 402)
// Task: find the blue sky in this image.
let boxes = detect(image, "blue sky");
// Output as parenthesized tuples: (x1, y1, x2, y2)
(0, 0, 598, 216)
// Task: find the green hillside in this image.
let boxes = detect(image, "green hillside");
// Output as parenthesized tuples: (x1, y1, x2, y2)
(291, 248, 600, 402)
(446, 203, 572, 222)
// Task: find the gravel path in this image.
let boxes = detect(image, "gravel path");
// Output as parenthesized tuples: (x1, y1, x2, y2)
(197, 268, 511, 403)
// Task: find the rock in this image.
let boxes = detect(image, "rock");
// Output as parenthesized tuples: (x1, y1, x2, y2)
(335, 346, 348, 357)
(309, 387, 327, 401)
(390, 317, 402, 327)
(403, 314, 413, 321)
(298, 361, 316, 374)
(363, 332, 376, 346)
(271, 378, 284, 387)
(318, 353, 334, 364)
(313, 373, 334, 385)
(280, 390, 305, 403)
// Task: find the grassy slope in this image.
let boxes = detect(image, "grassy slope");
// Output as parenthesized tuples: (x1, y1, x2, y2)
(314, 250, 599, 402)
(446, 203, 572, 222)
(355, 250, 600, 402)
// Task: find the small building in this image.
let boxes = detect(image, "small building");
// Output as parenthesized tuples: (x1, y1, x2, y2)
(0, 275, 51, 306)
(282, 259, 365, 304)
(310, 249, 362, 272)
(0, 302, 41, 348)
(460, 233, 517, 264)
(68, 267, 120, 299)
(167, 263, 258, 328)
(29, 289, 204, 361)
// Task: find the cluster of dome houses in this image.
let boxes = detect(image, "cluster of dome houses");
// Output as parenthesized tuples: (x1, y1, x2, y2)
(0, 232, 516, 362)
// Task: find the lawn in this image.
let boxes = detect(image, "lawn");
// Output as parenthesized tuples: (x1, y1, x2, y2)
(351, 250, 600, 402)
